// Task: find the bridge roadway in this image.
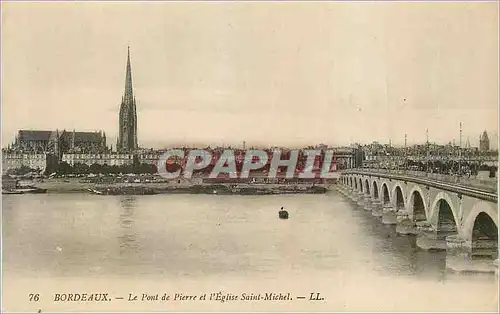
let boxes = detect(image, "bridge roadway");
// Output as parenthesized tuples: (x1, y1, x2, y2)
(337, 169, 498, 273)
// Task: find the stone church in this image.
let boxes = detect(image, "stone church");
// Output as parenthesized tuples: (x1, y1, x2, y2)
(9, 129, 107, 157)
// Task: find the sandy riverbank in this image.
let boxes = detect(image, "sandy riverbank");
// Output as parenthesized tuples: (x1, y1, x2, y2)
(33, 178, 196, 193)
(32, 178, 331, 195)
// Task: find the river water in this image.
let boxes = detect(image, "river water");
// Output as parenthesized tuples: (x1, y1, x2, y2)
(2, 192, 498, 312)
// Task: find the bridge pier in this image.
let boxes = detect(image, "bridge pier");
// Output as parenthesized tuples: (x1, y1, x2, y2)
(396, 210, 418, 235)
(341, 185, 351, 195)
(371, 201, 383, 217)
(445, 235, 472, 257)
(382, 204, 397, 225)
(415, 221, 455, 251)
(344, 187, 354, 199)
(349, 190, 360, 203)
(343, 187, 351, 197)
(352, 190, 363, 203)
(340, 184, 349, 195)
(336, 184, 347, 195)
(445, 235, 498, 273)
(356, 193, 366, 207)
(363, 195, 372, 211)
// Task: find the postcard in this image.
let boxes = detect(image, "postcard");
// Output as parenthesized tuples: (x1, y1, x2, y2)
(2, 1, 498, 312)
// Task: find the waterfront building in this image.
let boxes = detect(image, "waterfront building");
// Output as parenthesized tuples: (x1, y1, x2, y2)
(60, 151, 167, 171)
(138, 152, 163, 165)
(117, 47, 138, 152)
(2, 152, 50, 174)
(327, 147, 359, 169)
(61, 153, 134, 167)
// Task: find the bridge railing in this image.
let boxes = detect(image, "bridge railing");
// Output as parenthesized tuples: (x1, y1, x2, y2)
(344, 168, 497, 193)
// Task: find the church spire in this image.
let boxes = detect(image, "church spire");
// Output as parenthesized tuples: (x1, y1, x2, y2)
(124, 46, 134, 103)
(117, 45, 139, 152)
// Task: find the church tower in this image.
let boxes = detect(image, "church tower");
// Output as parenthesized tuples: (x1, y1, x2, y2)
(117, 46, 138, 152)
(479, 130, 490, 152)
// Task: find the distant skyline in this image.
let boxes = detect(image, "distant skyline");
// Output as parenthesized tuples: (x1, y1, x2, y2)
(2, 2, 498, 149)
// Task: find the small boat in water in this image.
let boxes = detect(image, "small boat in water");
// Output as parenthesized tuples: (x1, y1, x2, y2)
(279, 207, 289, 219)
(2, 189, 24, 195)
(2, 176, 47, 194)
(2, 187, 47, 194)
(15, 187, 47, 194)
(88, 188, 104, 195)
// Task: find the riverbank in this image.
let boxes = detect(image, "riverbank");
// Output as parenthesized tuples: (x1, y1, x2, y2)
(30, 178, 331, 195)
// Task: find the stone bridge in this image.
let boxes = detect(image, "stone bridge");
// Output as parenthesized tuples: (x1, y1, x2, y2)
(337, 169, 498, 268)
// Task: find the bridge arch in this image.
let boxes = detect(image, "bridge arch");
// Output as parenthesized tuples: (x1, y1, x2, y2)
(437, 200, 458, 234)
(364, 179, 370, 195)
(429, 192, 459, 234)
(429, 192, 459, 231)
(470, 212, 498, 258)
(407, 186, 428, 222)
(461, 201, 498, 241)
(392, 184, 406, 211)
(354, 178, 357, 190)
(372, 180, 379, 200)
(381, 183, 391, 204)
(359, 178, 363, 192)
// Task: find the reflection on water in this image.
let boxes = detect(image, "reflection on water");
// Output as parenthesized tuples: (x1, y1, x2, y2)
(2, 192, 498, 311)
(118, 196, 138, 254)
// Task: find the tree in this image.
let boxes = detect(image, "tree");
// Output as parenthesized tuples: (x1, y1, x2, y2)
(56, 162, 72, 175)
(73, 163, 90, 174)
(89, 163, 102, 174)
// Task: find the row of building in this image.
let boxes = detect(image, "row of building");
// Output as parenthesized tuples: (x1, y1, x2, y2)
(2, 151, 157, 173)
(2, 128, 494, 175)
(1, 146, 361, 174)
(3, 130, 494, 175)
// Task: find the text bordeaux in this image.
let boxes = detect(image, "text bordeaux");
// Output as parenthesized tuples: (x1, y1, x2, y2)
(53, 293, 110, 302)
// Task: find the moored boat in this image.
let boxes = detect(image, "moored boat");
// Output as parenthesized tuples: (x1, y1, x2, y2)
(88, 188, 104, 195)
(2, 189, 24, 195)
(2, 175, 47, 194)
(14, 187, 47, 194)
(2, 186, 47, 194)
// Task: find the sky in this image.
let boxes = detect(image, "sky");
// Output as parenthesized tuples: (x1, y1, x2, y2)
(2, 1, 498, 149)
